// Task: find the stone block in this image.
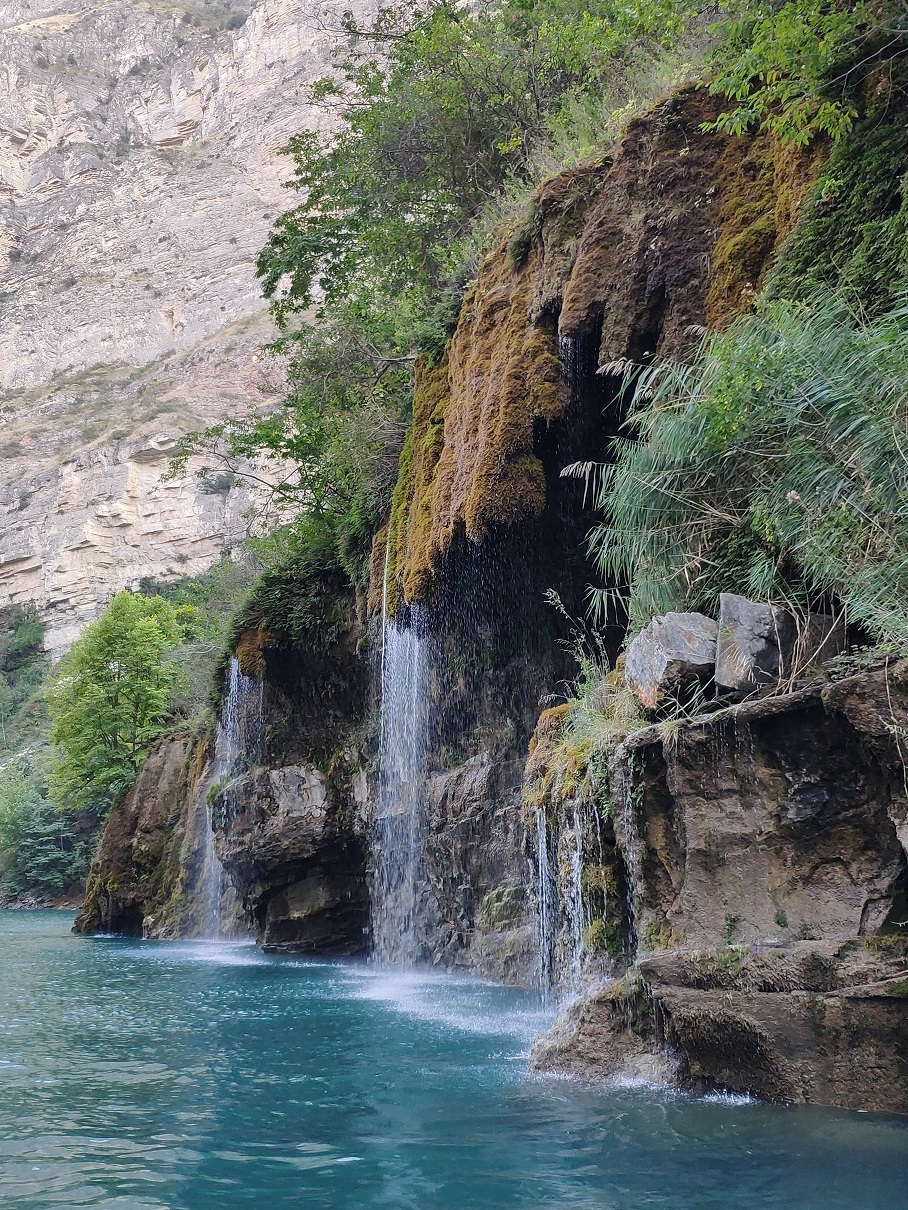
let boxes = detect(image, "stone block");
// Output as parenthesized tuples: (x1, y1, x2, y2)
(715, 593, 796, 691)
(624, 612, 719, 709)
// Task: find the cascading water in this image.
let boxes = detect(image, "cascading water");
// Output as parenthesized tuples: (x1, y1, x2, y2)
(372, 595, 430, 964)
(536, 807, 556, 993)
(194, 657, 263, 939)
(536, 799, 611, 996)
(565, 809, 587, 990)
(610, 740, 645, 954)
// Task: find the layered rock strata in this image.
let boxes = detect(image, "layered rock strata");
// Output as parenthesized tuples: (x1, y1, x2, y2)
(0, 0, 364, 649)
(530, 656, 908, 1110)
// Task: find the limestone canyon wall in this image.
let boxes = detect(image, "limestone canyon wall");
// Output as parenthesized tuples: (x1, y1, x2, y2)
(0, 0, 357, 651)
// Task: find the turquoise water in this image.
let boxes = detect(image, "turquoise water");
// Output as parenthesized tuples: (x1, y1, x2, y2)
(0, 912, 906, 1209)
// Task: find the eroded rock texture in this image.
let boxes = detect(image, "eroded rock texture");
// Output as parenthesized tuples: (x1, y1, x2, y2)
(73, 730, 219, 937)
(0, 0, 362, 651)
(532, 658, 908, 1110)
(414, 757, 536, 984)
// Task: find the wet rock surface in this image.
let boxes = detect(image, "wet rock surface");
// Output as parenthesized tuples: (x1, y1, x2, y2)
(214, 763, 369, 955)
(531, 658, 908, 1109)
(415, 756, 537, 984)
(73, 732, 216, 938)
(532, 942, 908, 1113)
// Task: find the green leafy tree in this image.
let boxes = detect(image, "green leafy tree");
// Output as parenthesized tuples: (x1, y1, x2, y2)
(0, 762, 89, 899)
(47, 593, 195, 813)
(257, 0, 699, 340)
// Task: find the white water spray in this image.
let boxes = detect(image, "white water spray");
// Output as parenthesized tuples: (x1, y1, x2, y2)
(195, 657, 263, 939)
(372, 556, 430, 963)
(536, 807, 556, 993)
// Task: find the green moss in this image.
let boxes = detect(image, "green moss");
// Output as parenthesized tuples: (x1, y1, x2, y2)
(479, 883, 525, 932)
(766, 86, 908, 311)
(584, 917, 623, 958)
(706, 133, 823, 329)
(886, 979, 908, 997)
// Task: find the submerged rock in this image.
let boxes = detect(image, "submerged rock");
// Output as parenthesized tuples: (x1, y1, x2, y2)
(624, 612, 718, 709)
(531, 942, 908, 1113)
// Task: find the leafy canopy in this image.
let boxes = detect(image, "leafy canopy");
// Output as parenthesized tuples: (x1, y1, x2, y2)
(47, 593, 196, 813)
(578, 292, 908, 643)
(705, 1, 893, 145)
(257, 0, 701, 339)
(0, 760, 90, 900)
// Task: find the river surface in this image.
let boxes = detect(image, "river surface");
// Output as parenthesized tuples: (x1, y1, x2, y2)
(1, 911, 906, 1209)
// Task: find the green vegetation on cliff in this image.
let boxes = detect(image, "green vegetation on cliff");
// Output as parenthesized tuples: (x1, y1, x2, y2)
(0, 759, 90, 902)
(164, 0, 908, 682)
(47, 593, 197, 814)
(0, 606, 49, 760)
(583, 291, 908, 641)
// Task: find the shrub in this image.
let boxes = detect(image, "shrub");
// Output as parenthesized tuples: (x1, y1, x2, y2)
(578, 291, 908, 644)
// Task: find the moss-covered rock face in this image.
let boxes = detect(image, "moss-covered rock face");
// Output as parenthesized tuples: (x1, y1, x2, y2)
(765, 81, 908, 311)
(73, 731, 219, 939)
(379, 87, 824, 615)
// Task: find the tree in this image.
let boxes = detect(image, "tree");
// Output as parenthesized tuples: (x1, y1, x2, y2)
(47, 593, 195, 813)
(0, 762, 90, 900)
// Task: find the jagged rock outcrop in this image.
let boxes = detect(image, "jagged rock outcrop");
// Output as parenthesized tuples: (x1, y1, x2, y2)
(530, 656, 908, 1109)
(714, 593, 797, 691)
(213, 762, 369, 955)
(0, 0, 364, 650)
(73, 730, 219, 937)
(530, 941, 908, 1113)
(414, 756, 537, 983)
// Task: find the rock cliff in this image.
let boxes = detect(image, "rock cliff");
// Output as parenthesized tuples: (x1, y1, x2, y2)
(530, 657, 908, 1112)
(73, 728, 218, 937)
(0, 0, 356, 651)
(77, 80, 908, 1111)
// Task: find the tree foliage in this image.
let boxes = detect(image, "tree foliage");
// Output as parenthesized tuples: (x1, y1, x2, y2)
(257, 0, 702, 340)
(704, 0, 896, 144)
(0, 761, 90, 900)
(579, 292, 908, 643)
(0, 605, 49, 759)
(47, 593, 196, 813)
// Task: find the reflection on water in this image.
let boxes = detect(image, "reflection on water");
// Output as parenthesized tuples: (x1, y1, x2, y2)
(0, 911, 906, 1209)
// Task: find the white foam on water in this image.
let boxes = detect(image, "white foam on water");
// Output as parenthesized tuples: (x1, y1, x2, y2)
(344, 965, 552, 1044)
(701, 1089, 755, 1106)
(127, 939, 271, 968)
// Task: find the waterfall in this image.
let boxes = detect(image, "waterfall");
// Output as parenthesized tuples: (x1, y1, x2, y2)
(193, 657, 263, 939)
(565, 809, 587, 991)
(610, 740, 645, 956)
(536, 807, 556, 993)
(372, 601, 430, 964)
(216, 657, 264, 776)
(536, 800, 611, 996)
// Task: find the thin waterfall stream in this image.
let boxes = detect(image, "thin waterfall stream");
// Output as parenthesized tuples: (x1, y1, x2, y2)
(193, 657, 263, 940)
(372, 602, 429, 963)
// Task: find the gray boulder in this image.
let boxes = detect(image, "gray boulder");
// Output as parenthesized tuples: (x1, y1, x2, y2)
(715, 593, 796, 691)
(624, 612, 718, 709)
